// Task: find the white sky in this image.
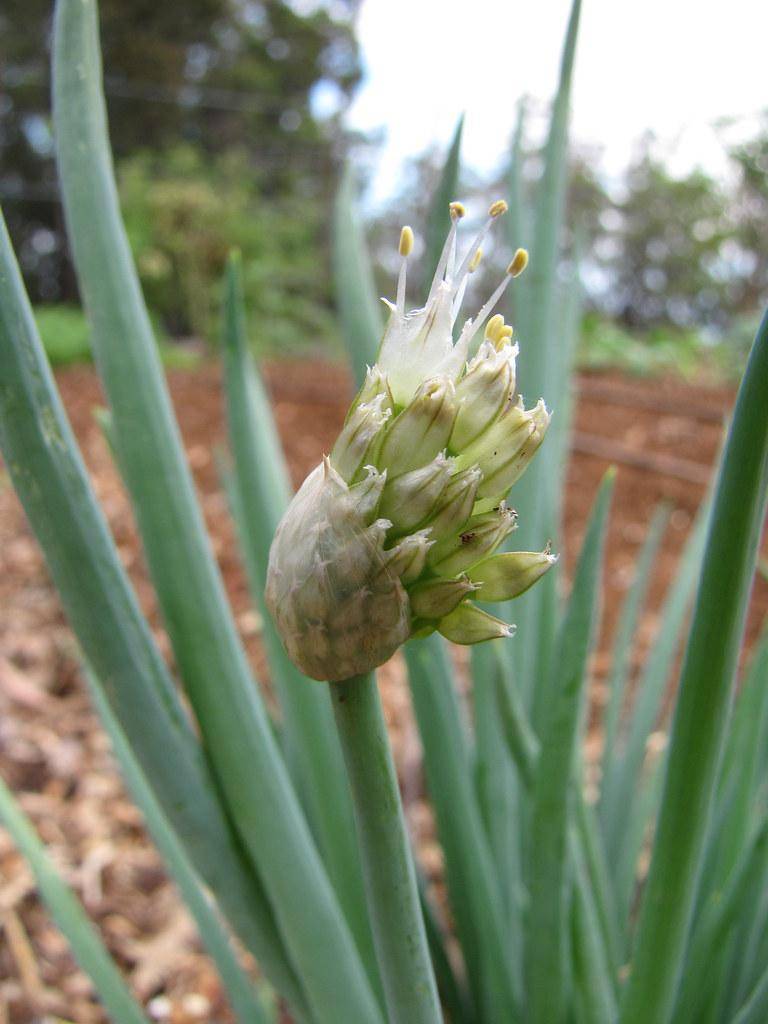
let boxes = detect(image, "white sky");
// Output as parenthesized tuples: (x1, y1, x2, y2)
(344, 0, 767, 205)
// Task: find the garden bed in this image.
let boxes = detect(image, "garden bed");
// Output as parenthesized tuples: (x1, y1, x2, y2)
(1, 360, 765, 1023)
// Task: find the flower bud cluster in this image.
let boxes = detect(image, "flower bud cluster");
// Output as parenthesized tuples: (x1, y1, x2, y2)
(266, 202, 557, 681)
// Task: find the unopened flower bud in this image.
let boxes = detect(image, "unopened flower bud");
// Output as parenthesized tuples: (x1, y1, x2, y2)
(381, 529, 434, 584)
(428, 503, 518, 576)
(422, 465, 482, 540)
(378, 453, 453, 534)
(377, 376, 457, 477)
(438, 602, 516, 644)
(468, 545, 559, 601)
(478, 398, 551, 503)
(454, 399, 533, 490)
(351, 365, 394, 415)
(348, 465, 387, 521)
(450, 340, 518, 450)
(409, 575, 479, 620)
(332, 393, 391, 482)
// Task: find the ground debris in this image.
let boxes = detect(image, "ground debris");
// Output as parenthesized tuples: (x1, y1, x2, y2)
(0, 360, 765, 1023)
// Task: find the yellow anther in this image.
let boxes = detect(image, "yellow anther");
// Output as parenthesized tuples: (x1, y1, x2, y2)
(468, 248, 483, 273)
(399, 225, 414, 257)
(485, 313, 505, 342)
(492, 324, 514, 351)
(508, 248, 529, 277)
(449, 201, 466, 220)
(488, 199, 509, 218)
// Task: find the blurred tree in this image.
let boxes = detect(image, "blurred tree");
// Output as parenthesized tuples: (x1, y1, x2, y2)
(119, 144, 337, 347)
(600, 137, 731, 330)
(364, 144, 481, 299)
(366, 134, 609, 321)
(725, 111, 768, 318)
(369, 121, 766, 342)
(564, 145, 611, 253)
(0, 0, 362, 301)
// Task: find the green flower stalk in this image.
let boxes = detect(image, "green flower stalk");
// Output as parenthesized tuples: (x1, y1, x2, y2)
(266, 201, 556, 681)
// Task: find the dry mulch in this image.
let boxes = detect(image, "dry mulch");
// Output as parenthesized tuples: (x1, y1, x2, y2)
(0, 359, 766, 1023)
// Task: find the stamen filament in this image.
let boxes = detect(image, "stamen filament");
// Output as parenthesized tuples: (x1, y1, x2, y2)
(426, 202, 465, 307)
(397, 258, 408, 315)
(445, 225, 458, 282)
(452, 200, 508, 288)
(451, 277, 469, 320)
(456, 269, 516, 352)
(452, 214, 494, 289)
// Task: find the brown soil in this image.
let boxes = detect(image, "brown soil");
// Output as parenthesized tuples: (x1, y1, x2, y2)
(0, 360, 766, 1023)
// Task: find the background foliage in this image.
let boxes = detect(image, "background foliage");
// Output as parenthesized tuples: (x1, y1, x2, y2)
(119, 145, 337, 349)
(0, 0, 361, 349)
(4, 0, 768, 370)
(1, 1, 767, 1022)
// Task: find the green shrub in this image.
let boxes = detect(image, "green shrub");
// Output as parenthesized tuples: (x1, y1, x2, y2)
(34, 304, 92, 365)
(577, 311, 745, 379)
(119, 145, 338, 353)
(33, 302, 191, 369)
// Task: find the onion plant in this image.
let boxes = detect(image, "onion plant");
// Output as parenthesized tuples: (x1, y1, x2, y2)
(0, 1, 767, 1022)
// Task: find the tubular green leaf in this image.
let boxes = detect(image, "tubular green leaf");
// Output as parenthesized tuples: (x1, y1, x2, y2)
(600, 498, 710, 875)
(333, 165, 383, 386)
(416, 870, 476, 1024)
(330, 673, 441, 1024)
(422, 115, 464, 288)
(570, 829, 617, 1024)
(599, 504, 669, 817)
(733, 960, 768, 1024)
(612, 757, 664, 932)
(0, 775, 150, 1024)
(493, 648, 539, 789)
(507, 0, 583, 724)
(703, 621, 768, 895)
(682, 665, 768, 1012)
(672, 817, 768, 1023)
(493, 647, 620, 1007)
(729, 881, 768, 1016)
(52, 4, 381, 1020)
(405, 635, 519, 1020)
(619, 309, 768, 1024)
(85, 670, 271, 1024)
(509, 0, 582, 477)
(222, 255, 293, 529)
(472, 643, 524, 999)
(516, 0, 581, 400)
(527, 470, 614, 1024)
(221, 256, 381, 1001)
(506, 100, 529, 323)
(574, 796, 621, 990)
(0, 208, 305, 1014)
